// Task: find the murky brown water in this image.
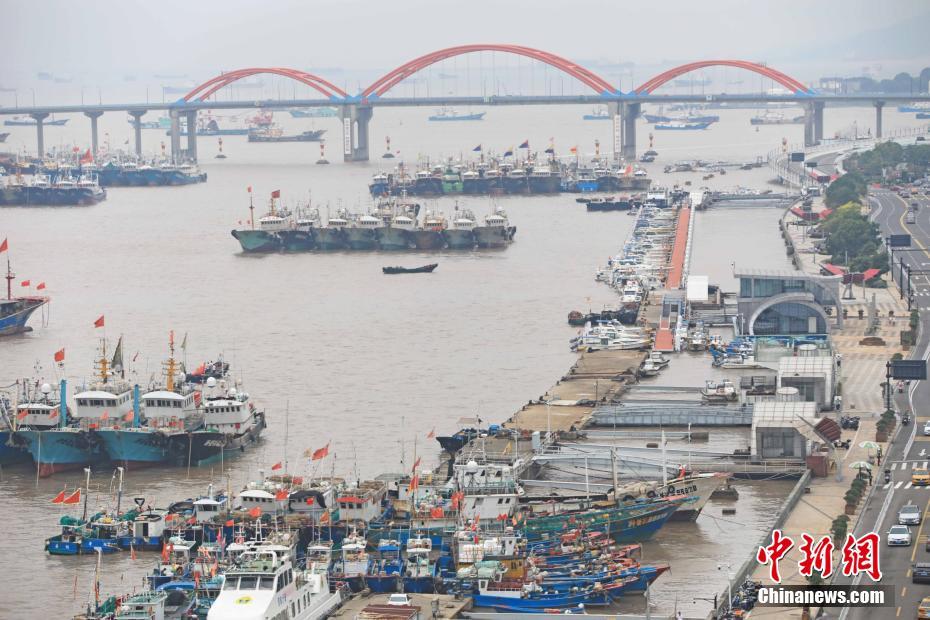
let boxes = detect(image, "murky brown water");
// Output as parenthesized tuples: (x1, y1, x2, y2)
(0, 104, 921, 618)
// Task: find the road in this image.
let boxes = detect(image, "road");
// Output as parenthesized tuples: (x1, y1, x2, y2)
(842, 188, 930, 620)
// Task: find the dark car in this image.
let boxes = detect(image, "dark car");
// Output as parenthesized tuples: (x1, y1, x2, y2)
(914, 562, 930, 584)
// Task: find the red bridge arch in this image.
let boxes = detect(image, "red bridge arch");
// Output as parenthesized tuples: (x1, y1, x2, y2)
(360, 44, 618, 100)
(183, 67, 348, 102)
(634, 60, 811, 95)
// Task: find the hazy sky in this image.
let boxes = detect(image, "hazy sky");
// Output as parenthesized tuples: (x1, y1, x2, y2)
(4, 0, 929, 83)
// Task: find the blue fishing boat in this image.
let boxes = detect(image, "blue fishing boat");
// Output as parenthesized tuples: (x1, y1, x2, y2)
(365, 539, 404, 593)
(428, 107, 485, 121)
(1, 247, 49, 337)
(330, 533, 370, 593)
(459, 561, 612, 610)
(4, 115, 68, 126)
(583, 107, 610, 121)
(46, 517, 86, 555)
(120, 509, 169, 550)
(654, 120, 712, 130)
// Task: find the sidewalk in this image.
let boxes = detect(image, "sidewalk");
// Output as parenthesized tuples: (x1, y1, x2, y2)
(745, 206, 907, 616)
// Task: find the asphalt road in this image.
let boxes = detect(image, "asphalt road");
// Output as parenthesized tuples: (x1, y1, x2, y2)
(840, 188, 930, 620)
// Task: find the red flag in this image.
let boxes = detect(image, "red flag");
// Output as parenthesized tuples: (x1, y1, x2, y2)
(94, 315, 105, 328)
(51, 489, 66, 504)
(413, 456, 422, 471)
(271, 189, 281, 199)
(0, 238, 7, 253)
(123, 411, 133, 422)
(247, 185, 252, 193)
(427, 428, 435, 439)
(225, 519, 235, 527)
(80, 149, 93, 164)
(130, 544, 137, 561)
(54, 348, 65, 363)
(62, 489, 81, 505)
(20, 280, 30, 287)
(194, 572, 200, 588)
(101, 410, 109, 420)
(187, 516, 196, 525)
(36, 282, 46, 290)
(271, 462, 283, 471)
(319, 511, 331, 525)
(275, 489, 288, 500)
(430, 506, 444, 519)
(161, 542, 170, 562)
(16, 409, 27, 421)
(305, 496, 315, 505)
(311, 442, 330, 461)
(408, 473, 419, 492)
(248, 506, 262, 518)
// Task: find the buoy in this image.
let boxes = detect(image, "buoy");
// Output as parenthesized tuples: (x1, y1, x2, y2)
(316, 142, 329, 165)
(215, 137, 227, 159)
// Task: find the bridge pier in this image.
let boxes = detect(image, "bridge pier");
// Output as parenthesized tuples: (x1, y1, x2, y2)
(185, 111, 198, 162)
(813, 101, 824, 144)
(169, 111, 181, 163)
(127, 111, 145, 157)
(803, 103, 816, 148)
(874, 101, 884, 139)
(620, 102, 640, 161)
(85, 111, 104, 156)
(31, 113, 48, 156)
(341, 104, 372, 162)
(607, 101, 621, 162)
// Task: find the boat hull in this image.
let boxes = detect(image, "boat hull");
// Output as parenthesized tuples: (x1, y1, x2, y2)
(0, 297, 47, 336)
(0, 431, 30, 464)
(231, 229, 281, 253)
(20, 429, 106, 477)
(365, 574, 400, 593)
(442, 229, 475, 249)
(523, 499, 681, 542)
(278, 230, 317, 251)
(96, 428, 174, 469)
(315, 229, 348, 250)
(403, 575, 435, 594)
(345, 229, 381, 250)
(184, 414, 265, 466)
(411, 230, 446, 250)
(377, 228, 414, 250)
(473, 226, 515, 248)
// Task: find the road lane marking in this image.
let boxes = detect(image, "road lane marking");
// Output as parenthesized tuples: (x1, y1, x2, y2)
(910, 496, 930, 563)
(902, 586, 907, 597)
(897, 605, 901, 617)
(892, 462, 899, 470)
(923, 461, 927, 469)
(896, 481, 905, 489)
(884, 482, 892, 489)
(906, 482, 914, 489)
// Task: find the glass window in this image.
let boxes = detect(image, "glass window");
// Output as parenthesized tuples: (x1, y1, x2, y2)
(239, 576, 258, 590)
(258, 576, 274, 590)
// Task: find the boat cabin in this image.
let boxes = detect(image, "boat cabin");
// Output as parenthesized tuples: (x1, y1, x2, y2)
(73, 383, 133, 424)
(132, 510, 167, 541)
(193, 496, 228, 524)
(202, 388, 256, 433)
(141, 389, 200, 428)
(239, 489, 285, 514)
(15, 401, 61, 428)
(114, 591, 168, 620)
(336, 480, 386, 523)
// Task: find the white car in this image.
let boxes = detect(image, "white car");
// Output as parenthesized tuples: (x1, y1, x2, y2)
(923, 421, 930, 436)
(900, 504, 922, 525)
(887, 525, 912, 546)
(387, 594, 412, 607)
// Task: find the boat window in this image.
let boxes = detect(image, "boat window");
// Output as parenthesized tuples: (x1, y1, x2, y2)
(239, 576, 258, 590)
(258, 576, 274, 590)
(224, 577, 239, 590)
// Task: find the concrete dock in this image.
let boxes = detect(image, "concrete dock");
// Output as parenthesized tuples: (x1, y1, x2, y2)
(504, 348, 645, 432)
(330, 592, 472, 620)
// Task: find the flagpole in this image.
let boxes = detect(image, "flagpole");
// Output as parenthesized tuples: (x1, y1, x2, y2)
(284, 400, 289, 475)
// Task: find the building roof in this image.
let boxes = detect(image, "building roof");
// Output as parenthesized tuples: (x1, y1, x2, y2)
(752, 401, 819, 421)
(779, 356, 835, 377)
(735, 267, 842, 282)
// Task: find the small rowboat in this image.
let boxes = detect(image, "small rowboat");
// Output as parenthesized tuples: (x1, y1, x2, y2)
(382, 263, 438, 275)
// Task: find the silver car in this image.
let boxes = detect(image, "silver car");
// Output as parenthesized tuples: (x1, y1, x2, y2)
(887, 525, 912, 546)
(900, 504, 922, 525)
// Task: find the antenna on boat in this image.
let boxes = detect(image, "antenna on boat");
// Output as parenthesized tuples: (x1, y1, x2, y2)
(5, 245, 13, 300)
(82, 466, 92, 522)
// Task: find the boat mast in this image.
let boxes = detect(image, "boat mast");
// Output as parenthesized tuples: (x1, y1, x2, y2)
(115, 466, 124, 514)
(82, 466, 91, 521)
(5, 252, 13, 300)
(165, 330, 176, 392)
(249, 193, 255, 230)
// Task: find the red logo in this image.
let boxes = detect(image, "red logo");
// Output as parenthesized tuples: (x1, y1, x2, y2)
(757, 529, 795, 583)
(841, 533, 882, 581)
(757, 531, 882, 583)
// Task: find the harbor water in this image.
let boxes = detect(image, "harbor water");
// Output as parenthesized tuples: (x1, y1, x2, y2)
(0, 102, 922, 617)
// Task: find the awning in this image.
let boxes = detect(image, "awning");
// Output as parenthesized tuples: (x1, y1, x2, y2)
(815, 418, 842, 442)
(862, 268, 881, 281)
(821, 263, 846, 276)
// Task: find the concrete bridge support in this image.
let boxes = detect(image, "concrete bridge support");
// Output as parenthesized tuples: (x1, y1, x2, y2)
(31, 113, 48, 156)
(169, 111, 181, 162)
(813, 101, 824, 144)
(620, 102, 640, 161)
(85, 111, 104, 156)
(127, 111, 145, 157)
(874, 101, 884, 139)
(341, 104, 373, 162)
(185, 111, 198, 162)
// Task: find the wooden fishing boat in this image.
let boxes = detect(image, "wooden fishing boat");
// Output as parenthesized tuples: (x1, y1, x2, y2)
(382, 263, 438, 274)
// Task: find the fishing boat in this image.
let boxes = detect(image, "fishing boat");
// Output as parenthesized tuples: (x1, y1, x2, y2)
(288, 107, 339, 118)
(365, 539, 404, 593)
(458, 561, 611, 610)
(4, 115, 68, 126)
(345, 214, 383, 250)
(376, 205, 417, 251)
(473, 207, 516, 248)
(443, 208, 478, 249)
(411, 211, 447, 249)
(330, 533, 371, 593)
(583, 107, 610, 120)
(436, 427, 480, 454)
(428, 107, 485, 121)
(279, 207, 322, 251)
(248, 127, 326, 142)
(315, 212, 350, 250)
(184, 358, 229, 384)
(0, 245, 49, 336)
(403, 536, 436, 593)
(96, 333, 203, 469)
(0, 132, 9, 142)
(231, 194, 291, 253)
(521, 497, 684, 542)
(185, 376, 266, 467)
(750, 111, 805, 125)
(382, 264, 437, 274)
(654, 120, 712, 130)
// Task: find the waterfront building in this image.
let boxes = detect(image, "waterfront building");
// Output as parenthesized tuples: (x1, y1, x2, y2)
(735, 268, 842, 335)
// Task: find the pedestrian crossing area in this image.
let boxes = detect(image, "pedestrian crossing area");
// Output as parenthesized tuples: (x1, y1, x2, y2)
(882, 461, 930, 489)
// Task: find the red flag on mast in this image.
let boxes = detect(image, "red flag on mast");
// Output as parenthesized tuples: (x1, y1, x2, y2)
(271, 189, 281, 199)
(426, 428, 435, 439)
(51, 489, 66, 504)
(62, 489, 81, 505)
(271, 462, 283, 471)
(94, 315, 105, 328)
(20, 280, 30, 287)
(0, 238, 7, 253)
(54, 348, 65, 363)
(311, 442, 330, 461)
(36, 282, 46, 290)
